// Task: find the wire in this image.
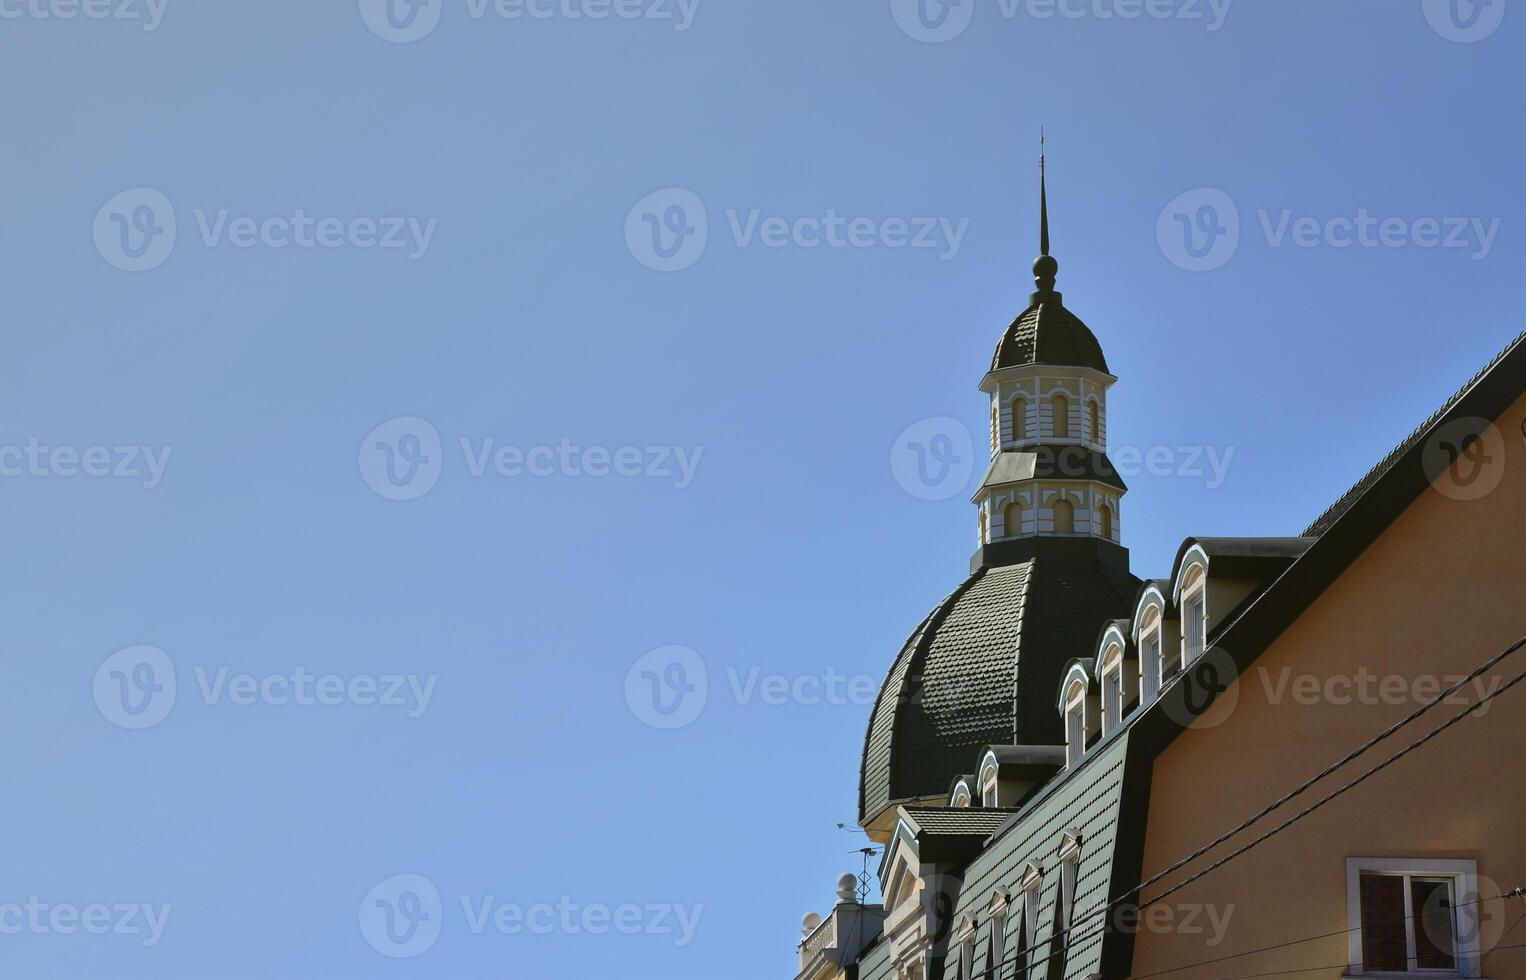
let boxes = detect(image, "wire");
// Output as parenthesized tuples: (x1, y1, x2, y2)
(1129, 889, 1525, 980)
(984, 635, 1526, 978)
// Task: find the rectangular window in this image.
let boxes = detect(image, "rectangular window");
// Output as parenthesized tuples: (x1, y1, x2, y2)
(1359, 873, 1456, 972)
(1347, 858, 1478, 976)
(991, 913, 1008, 976)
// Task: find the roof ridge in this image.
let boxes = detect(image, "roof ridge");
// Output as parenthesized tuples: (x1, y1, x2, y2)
(1303, 327, 1526, 537)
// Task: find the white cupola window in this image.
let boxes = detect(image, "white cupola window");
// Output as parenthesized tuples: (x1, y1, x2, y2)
(1002, 501, 1024, 540)
(1052, 497, 1075, 534)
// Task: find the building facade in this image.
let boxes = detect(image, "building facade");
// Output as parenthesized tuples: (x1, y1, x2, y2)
(794, 176, 1526, 980)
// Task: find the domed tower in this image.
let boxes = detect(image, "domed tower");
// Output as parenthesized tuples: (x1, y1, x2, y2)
(858, 152, 1140, 841)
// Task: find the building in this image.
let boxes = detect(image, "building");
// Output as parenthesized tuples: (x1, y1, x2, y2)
(795, 167, 1526, 980)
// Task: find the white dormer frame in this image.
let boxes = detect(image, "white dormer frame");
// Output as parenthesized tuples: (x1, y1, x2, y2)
(956, 914, 977, 979)
(979, 756, 1000, 807)
(1058, 831, 1083, 929)
(1019, 863, 1043, 975)
(1175, 548, 1210, 669)
(950, 780, 972, 808)
(1133, 586, 1168, 705)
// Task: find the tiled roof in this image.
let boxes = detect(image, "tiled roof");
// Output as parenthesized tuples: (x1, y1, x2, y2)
(859, 555, 1138, 825)
(990, 298, 1110, 374)
(901, 806, 1014, 838)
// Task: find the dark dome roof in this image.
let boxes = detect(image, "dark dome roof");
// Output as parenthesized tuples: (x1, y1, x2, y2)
(859, 547, 1137, 827)
(990, 296, 1109, 374)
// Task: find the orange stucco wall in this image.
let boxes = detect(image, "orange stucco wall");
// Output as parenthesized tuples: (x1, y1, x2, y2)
(1128, 390, 1526, 980)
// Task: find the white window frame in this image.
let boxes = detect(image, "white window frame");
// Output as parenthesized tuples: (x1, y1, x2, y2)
(1019, 864, 1043, 976)
(1100, 643, 1124, 733)
(1064, 680, 1087, 767)
(1058, 832, 1082, 930)
(951, 783, 972, 808)
(989, 890, 1011, 975)
(1345, 857, 1482, 978)
(956, 915, 977, 980)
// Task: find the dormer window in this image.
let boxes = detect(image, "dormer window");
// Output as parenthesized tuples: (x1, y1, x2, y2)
(1063, 679, 1087, 766)
(1051, 393, 1070, 438)
(951, 783, 972, 808)
(1010, 396, 1027, 442)
(1099, 643, 1124, 732)
(1180, 565, 1207, 665)
(980, 761, 999, 807)
(1139, 607, 1164, 703)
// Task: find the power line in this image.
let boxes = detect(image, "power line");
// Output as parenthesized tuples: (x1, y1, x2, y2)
(1129, 889, 1526, 980)
(984, 635, 1526, 978)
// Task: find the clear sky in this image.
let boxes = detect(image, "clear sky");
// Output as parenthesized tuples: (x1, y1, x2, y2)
(1, 0, 1521, 976)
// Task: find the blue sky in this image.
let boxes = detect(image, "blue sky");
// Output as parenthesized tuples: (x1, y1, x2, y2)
(1, 0, 1521, 976)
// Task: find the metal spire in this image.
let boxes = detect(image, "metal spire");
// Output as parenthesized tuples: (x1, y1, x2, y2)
(1040, 128, 1049, 257)
(1032, 129, 1059, 298)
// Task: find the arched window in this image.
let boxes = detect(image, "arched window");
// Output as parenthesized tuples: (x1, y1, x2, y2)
(1099, 502, 1114, 541)
(1002, 501, 1024, 539)
(990, 405, 999, 453)
(1052, 498, 1075, 534)
(1010, 397, 1027, 443)
(1088, 400, 1100, 442)
(978, 509, 989, 545)
(1051, 394, 1070, 439)
(1064, 680, 1087, 766)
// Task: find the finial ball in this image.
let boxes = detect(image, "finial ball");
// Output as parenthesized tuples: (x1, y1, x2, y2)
(1033, 255, 1058, 278)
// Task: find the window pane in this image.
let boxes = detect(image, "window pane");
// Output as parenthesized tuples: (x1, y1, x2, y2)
(1412, 878, 1457, 970)
(1359, 874, 1408, 972)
